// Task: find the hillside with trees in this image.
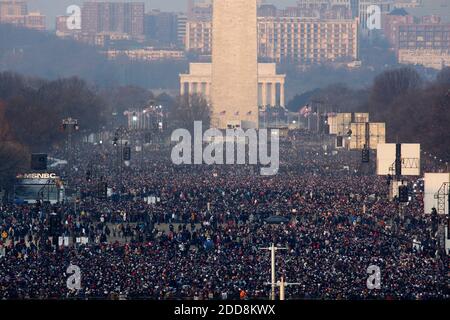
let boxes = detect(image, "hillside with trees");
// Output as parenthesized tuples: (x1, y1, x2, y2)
(367, 67, 450, 162)
(0, 24, 187, 90)
(0, 72, 107, 189)
(291, 67, 450, 162)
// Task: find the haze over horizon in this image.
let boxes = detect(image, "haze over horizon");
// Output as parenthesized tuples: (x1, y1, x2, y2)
(0, 1, 449, 305)
(26, 0, 297, 26)
(23, 0, 299, 29)
(24, 0, 450, 29)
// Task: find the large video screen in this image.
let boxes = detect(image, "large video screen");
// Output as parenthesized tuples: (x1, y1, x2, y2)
(377, 143, 421, 176)
(14, 178, 59, 203)
(424, 173, 450, 214)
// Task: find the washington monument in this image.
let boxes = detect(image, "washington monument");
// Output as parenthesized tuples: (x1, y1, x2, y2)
(211, 0, 259, 129)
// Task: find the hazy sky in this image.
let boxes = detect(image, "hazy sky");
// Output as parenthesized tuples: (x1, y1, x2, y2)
(26, 0, 449, 29)
(27, 0, 298, 16)
(26, 0, 298, 29)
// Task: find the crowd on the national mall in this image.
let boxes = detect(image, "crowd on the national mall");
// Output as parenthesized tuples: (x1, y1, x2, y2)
(0, 132, 448, 300)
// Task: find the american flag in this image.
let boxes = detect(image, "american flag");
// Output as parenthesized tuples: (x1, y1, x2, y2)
(299, 105, 312, 117)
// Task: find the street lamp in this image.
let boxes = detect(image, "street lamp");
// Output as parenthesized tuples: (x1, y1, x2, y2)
(113, 126, 127, 196)
(61, 117, 79, 172)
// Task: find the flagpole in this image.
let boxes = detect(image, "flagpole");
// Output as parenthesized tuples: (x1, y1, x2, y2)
(265, 107, 267, 128)
(307, 113, 310, 131)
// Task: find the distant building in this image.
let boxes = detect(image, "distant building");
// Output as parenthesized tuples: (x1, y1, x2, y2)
(186, 1, 357, 65)
(81, 2, 145, 39)
(185, 20, 212, 54)
(397, 22, 450, 70)
(0, 11, 46, 31)
(258, 4, 278, 17)
(280, 6, 303, 17)
(55, 15, 83, 38)
(398, 23, 450, 51)
(185, 16, 358, 65)
(295, 0, 352, 18)
(355, 0, 394, 33)
(406, 0, 450, 24)
(382, 8, 415, 48)
(180, 63, 286, 108)
(144, 10, 178, 46)
(421, 15, 441, 24)
(187, 0, 212, 21)
(350, 0, 359, 18)
(393, 0, 423, 9)
(24, 12, 46, 31)
(0, 1, 45, 31)
(0, 1, 27, 16)
(104, 47, 185, 61)
(382, 7, 447, 56)
(176, 13, 188, 47)
(55, 15, 70, 36)
(259, 17, 359, 65)
(68, 32, 133, 47)
(398, 49, 450, 70)
(296, 0, 333, 11)
(359, 0, 395, 31)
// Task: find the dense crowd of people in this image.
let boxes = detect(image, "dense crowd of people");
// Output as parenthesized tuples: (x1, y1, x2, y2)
(0, 131, 448, 300)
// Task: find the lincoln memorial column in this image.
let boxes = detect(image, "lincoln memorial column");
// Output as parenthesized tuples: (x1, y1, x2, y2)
(271, 82, 276, 107)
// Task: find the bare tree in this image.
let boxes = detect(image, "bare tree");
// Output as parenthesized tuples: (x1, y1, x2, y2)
(436, 67, 450, 85)
(0, 103, 28, 193)
(370, 67, 423, 107)
(1, 73, 107, 151)
(167, 94, 212, 133)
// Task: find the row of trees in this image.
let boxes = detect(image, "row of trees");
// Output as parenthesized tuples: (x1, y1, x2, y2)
(0, 72, 108, 190)
(167, 94, 211, 133)
(0, 101, 28, 190)
(0, 71, 212, 191)
(367, 67, 450, 161)
(97, 86, 210, 131)
(297, 67, 450, 161)
(0, 24, 188, 89)
(0, 72, 106, 151)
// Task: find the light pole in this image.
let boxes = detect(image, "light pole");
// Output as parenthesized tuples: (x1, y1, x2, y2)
(279, 277, 302, 300)
(260, 243, 287, 300)
(61, 118, 79, 179)
(113, 126, 127, 196)
(111, 112, 118, 130)
(266, 277, 302, 300)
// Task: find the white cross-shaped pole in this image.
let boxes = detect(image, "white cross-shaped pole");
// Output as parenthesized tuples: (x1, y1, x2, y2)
(264, 277, 302, 300)
(278, 277, 302, 300)
(260, 243, 287, 300)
